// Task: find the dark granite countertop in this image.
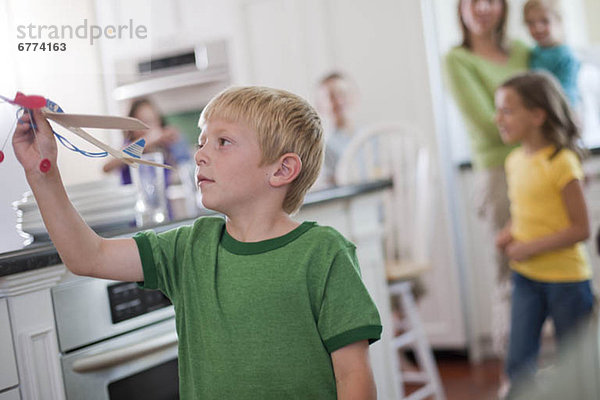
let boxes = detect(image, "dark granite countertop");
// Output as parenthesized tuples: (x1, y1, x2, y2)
(0, 179, 392, 277)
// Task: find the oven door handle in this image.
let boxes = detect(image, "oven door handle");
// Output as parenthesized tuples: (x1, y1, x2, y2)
(72, 332, 178, 373)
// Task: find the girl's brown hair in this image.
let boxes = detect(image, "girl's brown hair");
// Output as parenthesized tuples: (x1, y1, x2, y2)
(500, 71, 585, 160)
(125, 98, 166, 142)
(458, 0, 508, 50)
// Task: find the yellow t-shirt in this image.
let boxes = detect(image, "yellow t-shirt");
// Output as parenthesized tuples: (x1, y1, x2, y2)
(506, 146, 591, 282)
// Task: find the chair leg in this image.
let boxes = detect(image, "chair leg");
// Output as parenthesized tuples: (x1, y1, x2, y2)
(390, 281, 446, 400)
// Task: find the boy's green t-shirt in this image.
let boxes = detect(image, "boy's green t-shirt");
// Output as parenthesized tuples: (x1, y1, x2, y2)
(134, 217, 382, 399)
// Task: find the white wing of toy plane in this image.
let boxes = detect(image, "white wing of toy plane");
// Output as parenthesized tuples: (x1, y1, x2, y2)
(42, 112, 147, 130)
(42, 110, 172, 169)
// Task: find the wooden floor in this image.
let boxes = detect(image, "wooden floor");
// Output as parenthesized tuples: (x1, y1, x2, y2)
(405, 352, 503, 400)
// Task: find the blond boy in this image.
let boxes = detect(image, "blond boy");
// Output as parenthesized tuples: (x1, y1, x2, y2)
(13, 86, 382, 399)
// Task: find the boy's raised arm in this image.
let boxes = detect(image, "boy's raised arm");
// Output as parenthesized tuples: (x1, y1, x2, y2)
(13, 110, 143, 282)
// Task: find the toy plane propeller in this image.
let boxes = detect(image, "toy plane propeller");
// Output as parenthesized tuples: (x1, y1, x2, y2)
(0, 92, 172, 173)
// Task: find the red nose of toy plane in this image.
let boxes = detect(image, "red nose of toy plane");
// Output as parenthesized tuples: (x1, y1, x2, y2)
(13, 92, 47, 109)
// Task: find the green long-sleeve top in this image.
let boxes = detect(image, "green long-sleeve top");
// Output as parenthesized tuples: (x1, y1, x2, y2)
(445, 40, 530, 169)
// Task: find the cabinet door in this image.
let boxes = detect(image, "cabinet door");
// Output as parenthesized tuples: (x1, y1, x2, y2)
(0, 298, 19, 391)
(237, 0, 331, 98)
(0, 388, 20, 400)
(583, 160, 600, 291)
(96, 0, 172, 59)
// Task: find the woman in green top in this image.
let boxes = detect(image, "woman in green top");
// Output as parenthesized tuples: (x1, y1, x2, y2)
(446, 0, 530, 278)
(444, 1, 529, 396)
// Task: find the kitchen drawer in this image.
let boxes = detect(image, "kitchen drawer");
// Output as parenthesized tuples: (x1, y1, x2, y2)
(0, 298, 19, 391)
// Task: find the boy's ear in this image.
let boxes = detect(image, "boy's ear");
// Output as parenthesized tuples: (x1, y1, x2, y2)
(270, 153, 302, 188)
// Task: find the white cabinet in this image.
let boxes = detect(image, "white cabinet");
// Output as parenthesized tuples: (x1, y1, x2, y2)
(455, 168, 500, 360)
(0, 389, 20, 400)
(96, 0, 327, 96)
(0, 299, 18, 393)
(94, 0, 175, 60)
(233, 0, 330, 98)
(95, 0, 239, 63)
(583, 157, 600, 290)
(0, 265, 67, 400)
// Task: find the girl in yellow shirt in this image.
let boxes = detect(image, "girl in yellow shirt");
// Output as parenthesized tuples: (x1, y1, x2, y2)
(494, 71, 594, 396)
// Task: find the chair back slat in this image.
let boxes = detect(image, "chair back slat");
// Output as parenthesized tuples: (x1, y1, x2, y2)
(335, 122, 432, 268)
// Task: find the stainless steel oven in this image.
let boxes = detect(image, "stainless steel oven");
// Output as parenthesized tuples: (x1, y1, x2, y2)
(52, 274, 178, 400)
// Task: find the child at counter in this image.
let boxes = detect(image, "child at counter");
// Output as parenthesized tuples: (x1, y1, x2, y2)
(103, 98, 192, 185)
(315, 71, 382, 187)
(103, 98, 196, 221)
(494, 71, 593, 397)
(315, 72, 359, 186)
(523, 0, 580, 105)
(12, 86, 381, 399)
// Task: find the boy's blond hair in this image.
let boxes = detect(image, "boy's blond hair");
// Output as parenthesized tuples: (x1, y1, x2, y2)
(199, 86, 324, 214)
(523, 0, 561, 20)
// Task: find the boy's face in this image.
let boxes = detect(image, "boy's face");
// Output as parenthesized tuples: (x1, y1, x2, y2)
(194, 118, 273, 214)
(525, 7, 560, 47)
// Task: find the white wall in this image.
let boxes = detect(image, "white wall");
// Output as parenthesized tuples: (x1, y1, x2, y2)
(584, 0, 600, 43)
(0, 0, 27, 253)
(0, 0, 108, 251)
(6, 0, 108, 184)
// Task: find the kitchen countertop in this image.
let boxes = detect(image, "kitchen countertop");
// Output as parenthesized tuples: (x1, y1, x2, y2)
(0, 179, 392, 277)
(457, 146, 600, 170)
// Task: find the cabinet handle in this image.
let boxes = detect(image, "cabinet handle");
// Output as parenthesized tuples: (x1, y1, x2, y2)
(72, 332, 178, 372)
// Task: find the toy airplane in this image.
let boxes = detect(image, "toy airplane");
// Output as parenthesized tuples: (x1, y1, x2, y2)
(0, 92, 172, 172)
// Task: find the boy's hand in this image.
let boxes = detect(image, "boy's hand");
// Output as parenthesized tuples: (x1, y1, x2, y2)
(12, 109, 57, 176)
(505, 241, 535, 262)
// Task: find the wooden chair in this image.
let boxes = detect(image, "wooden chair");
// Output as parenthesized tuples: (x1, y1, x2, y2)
(336, 122, 445, 400)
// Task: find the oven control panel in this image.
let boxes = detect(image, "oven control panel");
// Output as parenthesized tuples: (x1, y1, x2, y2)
(107, 282, 172, 324)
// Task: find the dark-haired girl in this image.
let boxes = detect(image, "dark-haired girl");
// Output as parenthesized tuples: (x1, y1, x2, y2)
(103, 98, 190, 184)
(494, 71, 593, 394)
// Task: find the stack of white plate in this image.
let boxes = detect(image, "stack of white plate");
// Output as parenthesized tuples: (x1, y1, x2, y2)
(13, 180, 137, 244)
